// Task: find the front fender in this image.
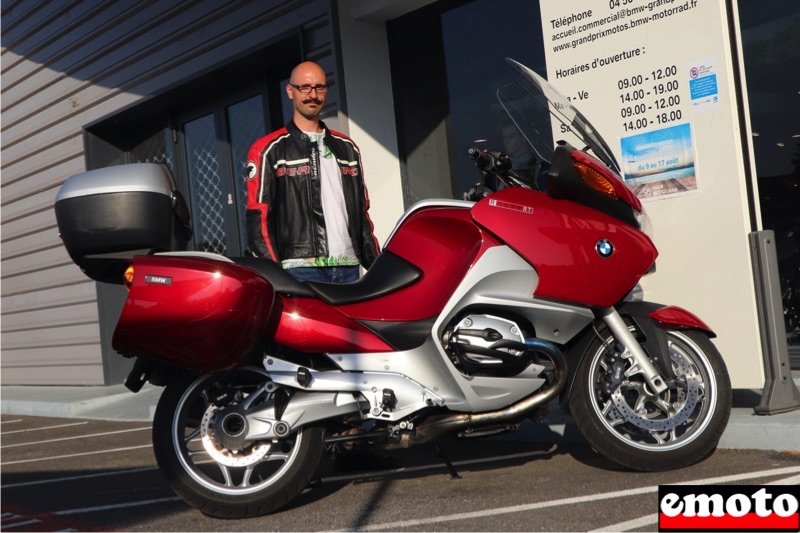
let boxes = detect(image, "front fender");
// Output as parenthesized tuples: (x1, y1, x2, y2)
(646, 305, 715, 337)
(560, 301, 714, 407)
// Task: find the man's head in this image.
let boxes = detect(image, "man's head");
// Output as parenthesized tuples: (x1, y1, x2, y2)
(286, 62, 328, 126)
(501, 123, 528, 157)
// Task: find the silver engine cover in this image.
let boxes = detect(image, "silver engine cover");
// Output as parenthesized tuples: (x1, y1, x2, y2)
(451, 314, 526, 365)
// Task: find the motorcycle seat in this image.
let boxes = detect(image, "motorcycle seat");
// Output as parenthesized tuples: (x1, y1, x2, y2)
(230, 251, 421, 305)
(307, 251, 422, 306)
(231, 257, 317, 298)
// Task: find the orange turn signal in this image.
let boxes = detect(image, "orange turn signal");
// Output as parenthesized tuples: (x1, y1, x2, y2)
(123, 265, 135, 288)
(573, 161, 618, 200)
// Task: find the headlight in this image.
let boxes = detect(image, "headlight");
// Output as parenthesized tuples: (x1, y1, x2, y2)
(635, 206, 654, 240)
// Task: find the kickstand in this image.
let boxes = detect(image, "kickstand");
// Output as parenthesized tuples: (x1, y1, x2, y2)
(435, 443, 461, 480)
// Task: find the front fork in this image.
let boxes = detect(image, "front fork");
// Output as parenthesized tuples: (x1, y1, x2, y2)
(597, 307, 668, 395)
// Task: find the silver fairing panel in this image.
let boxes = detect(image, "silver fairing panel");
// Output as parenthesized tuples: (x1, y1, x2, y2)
(332, 246, 595, 413)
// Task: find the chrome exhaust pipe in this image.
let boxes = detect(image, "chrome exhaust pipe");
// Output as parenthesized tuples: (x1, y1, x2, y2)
(385, 338, 567, 449)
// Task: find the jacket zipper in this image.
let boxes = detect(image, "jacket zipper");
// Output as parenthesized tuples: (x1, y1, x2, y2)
(308, 138, 321, 258)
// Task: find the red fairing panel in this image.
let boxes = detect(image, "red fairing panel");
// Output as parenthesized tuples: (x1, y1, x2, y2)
(337, 206, 499, 321)
(650, 305, 716, 336)
(274, 298, 394, 353)
(471, 188, 658, 308)
(113, 256, 275, 373)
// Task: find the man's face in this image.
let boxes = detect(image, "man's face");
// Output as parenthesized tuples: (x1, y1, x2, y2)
(502, 126, 526, 156)
(286, 65, 327, 121)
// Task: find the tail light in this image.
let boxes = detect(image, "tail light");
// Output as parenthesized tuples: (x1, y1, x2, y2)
(123, 264, 134, 289)
(571, 150, 642, 213)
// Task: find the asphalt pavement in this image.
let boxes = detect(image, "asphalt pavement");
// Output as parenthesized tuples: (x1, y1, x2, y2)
(2, 413, 797, 532)
(2, 375, 799, 452)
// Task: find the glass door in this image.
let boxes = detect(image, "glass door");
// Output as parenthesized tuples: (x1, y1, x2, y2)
(178, 93, 269, 256)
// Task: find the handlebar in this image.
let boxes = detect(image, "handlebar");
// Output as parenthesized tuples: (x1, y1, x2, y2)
(467, 147, 538, 192)
(466, 148, 512, 173)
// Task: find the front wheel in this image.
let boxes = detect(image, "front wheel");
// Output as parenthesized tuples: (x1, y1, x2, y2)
(569, 325, 731, 471)
(152, 368, 324, 518)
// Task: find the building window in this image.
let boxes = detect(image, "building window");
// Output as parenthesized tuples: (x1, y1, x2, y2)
(388, 0, 547, 205)
(738, 0, 800, 364)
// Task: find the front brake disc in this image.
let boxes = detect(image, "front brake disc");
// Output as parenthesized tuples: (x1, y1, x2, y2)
(609, 351, 702, 432)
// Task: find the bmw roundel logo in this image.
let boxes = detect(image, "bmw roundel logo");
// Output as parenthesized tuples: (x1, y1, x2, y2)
(596, 239, 614, 258)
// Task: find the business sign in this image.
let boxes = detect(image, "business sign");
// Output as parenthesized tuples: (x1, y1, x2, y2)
(539, 0, 727, 201)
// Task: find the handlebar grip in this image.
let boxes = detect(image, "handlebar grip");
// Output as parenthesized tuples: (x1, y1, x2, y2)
(467, 147, 494, 171)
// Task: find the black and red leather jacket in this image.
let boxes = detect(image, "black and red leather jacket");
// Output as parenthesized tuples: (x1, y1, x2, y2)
(245, 120, 379, 268)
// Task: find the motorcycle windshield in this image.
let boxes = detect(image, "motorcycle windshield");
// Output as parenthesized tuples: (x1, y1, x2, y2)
(498, 58, 621, 174)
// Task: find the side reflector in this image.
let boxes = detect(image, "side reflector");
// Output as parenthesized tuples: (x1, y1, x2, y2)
(573, 161, 618, 199)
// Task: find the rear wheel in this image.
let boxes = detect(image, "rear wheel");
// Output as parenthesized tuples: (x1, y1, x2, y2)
(152, 368, 324, 518)
(569, 325, 731, 471)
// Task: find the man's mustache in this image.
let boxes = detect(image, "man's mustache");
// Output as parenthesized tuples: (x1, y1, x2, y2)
(302, 98, 322, 104)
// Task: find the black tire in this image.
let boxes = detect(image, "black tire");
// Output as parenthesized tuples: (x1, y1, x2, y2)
(569, 325, 731, 471)
(152, 368, 324, 518)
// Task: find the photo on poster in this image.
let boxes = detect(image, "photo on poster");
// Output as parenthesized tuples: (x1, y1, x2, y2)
(620, 123, 697, 200)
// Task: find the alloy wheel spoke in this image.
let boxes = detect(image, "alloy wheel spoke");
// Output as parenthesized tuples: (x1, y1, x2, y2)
(184, 427, 201, 443)
(218, 463, 233, 487)
(263, 449, 289, 462)
(241, 466, 255, 487)
(199, 390, 211, 408)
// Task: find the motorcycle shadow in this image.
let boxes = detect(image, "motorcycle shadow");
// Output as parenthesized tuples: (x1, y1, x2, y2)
(282, 427, 625, 513)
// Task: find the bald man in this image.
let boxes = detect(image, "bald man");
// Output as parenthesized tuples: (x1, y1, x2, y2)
(245, 61, 379, 283)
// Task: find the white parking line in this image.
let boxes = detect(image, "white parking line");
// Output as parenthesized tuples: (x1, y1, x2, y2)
(0, 444, 153, 466)
(54, 497, 182, 516)
(1, 419, 24, 424)
(353, 465, 800, 532)
(591, 514, 655, 533)
(768, 474, 800, 485)
(1, 518, 43, 529)
(1, 427, 150, 449)
(590, 471, 800, 533)
(1, 421, 88, 435)
(2, 466, 159, 489)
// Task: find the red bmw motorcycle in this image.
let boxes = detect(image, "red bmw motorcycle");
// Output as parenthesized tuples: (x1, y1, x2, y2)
(55, 59, 731, 518)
